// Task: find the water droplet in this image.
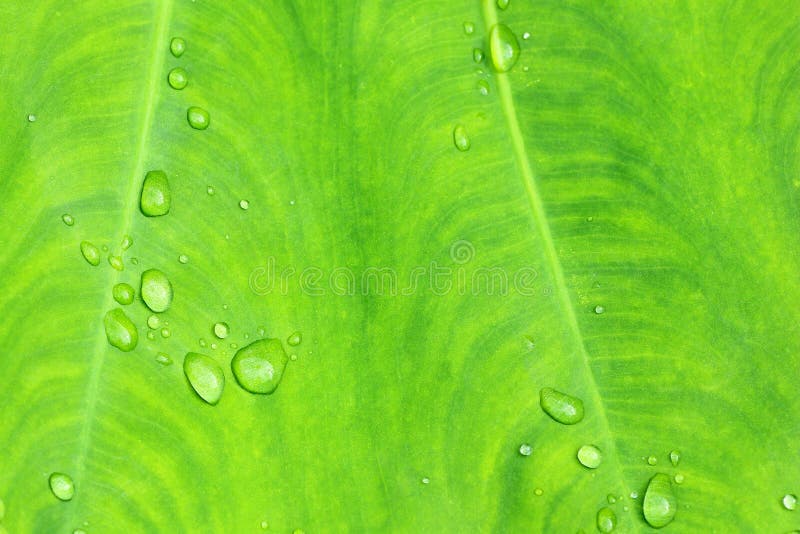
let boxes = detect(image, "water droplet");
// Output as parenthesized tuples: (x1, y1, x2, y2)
(287, 331, 302, 346)
(622, 506, 629, 512)
(199, 338, 207, 348)
(178, 254, 189, 264)
(260, 520, 268, 529)
(206, 185, 215, 195)
(62, 214, 75, 226)
(139, 170, 171, 217)
(594, 305, 605, 314)
(147, 315, 161, 329)
(112, 283, 134, 305)
(257, 326, 266, 336)
(239, 199, 249, 210)
(784, 494, 797, 511)
(587, 216, 594, 222)
(577, 445, 602, 468)
(120, 235, 133, 250)
(522, 31, 531, 40)
(607, 494, 616, 504)
(183, 352, 225, 405)
(463, 21, 475, 35)
(453, 124, 470, 152)
(477, 79, 490, 96)
(170, 37, 186, 57)
(187, 106, 210, 130)
(539, 387, 584, 424)
(49, 472, 75, 501)
(643, 473, 677, 528)
(669, 450, 680, 466)
(27, 113, 37, 122)
(244, 333, 250, 339)
(230, 342, 238, 349)
(497, 0, 509, 9)
(231, 338, 289, 394)
(147, 331, 156, 340)
(596, 507, 616, 533)
(130, 257, 139, 265)
(108, 254, 124, 271)
(141, 269, 173, 312)
(489, 24, 520, 73)
(211, 342, 217, 350)
(421, 477, 430, 485)
(156, 352, 172, 365)
(630, 491, 638, 499)
(80, 241, 101, 266)
(290, 354, 297, 361)
(473, 48, 484, 63)
(101, 244, 109, 252)
(519, 443, 532, 456)
(222, 304, 229, 310)
(647, 455, 657, 466)
(533, 488, 543, 496)
(167, 67, 188, 90)
(161, 328, 170, 338)
(104, 308, 138, 352)
(673, 474, 684, 484)
(214, 322, 229, 339)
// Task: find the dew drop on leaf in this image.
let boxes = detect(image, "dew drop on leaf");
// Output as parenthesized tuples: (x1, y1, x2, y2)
(630, 491, 638, 499)
(489, 23, 520, 73)
(673, 474, 684, 484)
(539, 387, 584, 424)
(108, 254, 124, 271)
(533, 488, 543, 496)
(149, 314, 162, 329)
(669, 450, 680, 466)
(73, 530, 87, 534)
(49, 472, 75, 501)
(522, 31, 531, 40)
(167, 67, 188, 90)
(238, 199, 250, 210)
(214, 322, 229, 339)
(287, 331, 302, 346)
(463, 21, 474, 35)
(477, 79, 490, 96)
(141, 269, 173, 312)
(121, 234, 133, 250)
(594, 305, 605, 314)
(607, 494, 616, 504)
(260, 521, 268, 529)
(183, 352, 225, 405)
(643, 473, 677, 528)
(211, 342, 218, 350)
(140, 170, 171, 217)
(497, 0, 509, 9)
(647, 455, 657, 466)
(453, 124, 470, 152)
(112, 283, 134, 305)
(178, 254, 189, 264)
(783, 494, 797, 511)
(596, 507, 616, 533)
(169, 37, 186, 57)
(577, 444, 602, 468)
(27, 113, 36, 122)
(104, 308, 138, 352)
(187, 106, 210, 130)
(62, 214, 74, 226)
(473, 48, 484, 63)
(519, 443, 532, 456)
(231, 338, 289, 394)
(199, 338, 207, 348)
(206, 185, 215, 195)
(161, 328, 170, 338)
(421, 477, 430, 485)
(155, 352, 172, 366)
(80, 241, 100, 266)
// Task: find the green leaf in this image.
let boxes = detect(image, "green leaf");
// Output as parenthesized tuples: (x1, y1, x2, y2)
(1, 0, 798, 532)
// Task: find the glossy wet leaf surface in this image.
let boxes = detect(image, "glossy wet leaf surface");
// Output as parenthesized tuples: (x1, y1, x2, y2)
(0, 0, 798, 532)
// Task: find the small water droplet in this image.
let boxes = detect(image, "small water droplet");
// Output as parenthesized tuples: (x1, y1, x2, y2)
(121, 235, 133, 250)
(421, 477, 430, 485)
(497, 0, 509, 9)
(522, 31, 531, 40)
(178, 254, 189, 264)
(239, 199, 249, 210)
(62, 214, 75, 226)
(669, 450, 680, 466)
(473, 48, 484, 63)
(489, 24, 520, 73)
(130, 257, 139, 265)
(607, 494, 616, 504)
(673, 474, 684, 484)
(289, 200, 295, 205)
(112, 283, 134, 305)
(222, 304, 229, 310)
(647, 455, 657, 466)
(183, 352, 225, 405)
(147, 331, 156, 340)
(147, 315, 161, 329)
(596, 507, 616, 533)
(477, 79, 490, 96)
(141, 269, 173, 312)
(49, 472, 75, 501)
(108, 254, 124, 271)
(214, 322, 230, 339)
(587, 216, 594, 222)
(783, 494, 797, 511)
(230, 342, 238, 349)
(622, 505, 629, 512)
(244, 333, 250, 339)
(80, 241, 101, 266)
(211, 342, 217, 350)
(594, 305, 605, 314)
(167, 67, 188, 90)
(643, 473, 677, 528)
(257, 327, 266, 336)
(534, 488, 543, 496)
(630, 491, 638, 499)
(290, 353, 297, 361)
(207, 185, 215, 195)
(156, 352, 172, 365)
(453, 124, 470, 152)
(27, 113, 37, 122)
(519, 443, 532, 456)
(140, 170, 171, 217)
(104, 308, 138, 351)
(577, 445, 602, 468)
(539, 387, 584, 424)
(199, 338, 207, 348)
(101, 244, 109, 252)
(260, 521, 268, 529)
(170, 37, 186, 57)
(187, 106, 210, 130)
(231, 338, 289, 394)
(463, 21, 475, 35)
(287, 331, 302, 346)
(161, 327, 171, 338)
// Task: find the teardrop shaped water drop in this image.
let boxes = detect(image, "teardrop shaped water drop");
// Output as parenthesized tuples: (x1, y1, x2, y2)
(477, 79, 490, 96)
(178, 254, 189, 264)
(62, 214, 75, 226)
(49, 472, 75, 501)
(108, 254, 124, 271)
(214, 322, 230, 339)
(539, 387, 584, 424)
(239, 199, 249, 210)
(121, 234, 133, 250)
(453, 124, 470, 152)
(140, 269, 173, 312)
(168, 67, 188, 90)
(140, 170, 171, 217)
(489, 24, 520, 73)
(577, 444, 602, 468)
(80, 241, 100, 266)
(170, 37, 186, 57)
(463, 21, 475, 35)
(497, 0, 510, 9)
(669, 450, 680, 466)
(647, 455, 657, 466)
(112, 283, 134, 305)
(187, 106, 210, 130)
(231, 338, 289, 394)
(287, 331, 302, 346)
(104, 308, 138, 352)
(473, 48, 484, 63)
(643, 473, 677, 528)
(183, 352, 225, 405)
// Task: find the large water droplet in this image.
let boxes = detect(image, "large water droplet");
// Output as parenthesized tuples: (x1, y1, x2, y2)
(643, 473, 677, 528)
(170, 37, 186, 57)
(62, 214, 75, 226)
(539, 387, 584, 424)
(596, 507, 616, 532)
(497, 0, 509, 9)
(156, 352, 172, 366)
(141, 269, 173, 312)
(214, 322, 229, 339)
(112, 283, 135, 305)
(519, 443, 532, 456)
(80, 241, 100, 266)
(669, 450, 680, 466)
(453, 124, 470, 152)
(231, 338, 289, 394)
(287, 331, 302, 346)
(104, 308, 138, 352)
(489, 24, 520, 73)
(577, 444, 602, 468)
(168, 67, 188, 90)
(49, 472, 75, 501)
(463, 21, 475, 35)
(183, 352, 225, 405)
(783, 494, 797, 511)
(140, 170, 171, 217)
(108, 254, 124, 271)
(187, 106, 210, 130)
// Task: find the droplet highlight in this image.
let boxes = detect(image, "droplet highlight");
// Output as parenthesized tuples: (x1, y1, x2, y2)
(112, 283, 135, 305)
(231, 338, 289, 394)
(121, 234, 133, 250)
(643, 473, 677, 528)
(783, 494, 797, 511)
(596, 507, 616, 533)
(497, 0, 509, 9)
(187, 106, 210, 130)
(140, 170, 171, 217)
(463, 22, 475, 35)
(183, 352, 225, 405)
(669, 450, 680, 466)
(104, 308, 138, 352)
(489, 24, 520, 73)
(539, 387, 584, 425)
(141, 269, 173, 312)
(453, 124, 470, 152)
(168, 67, 188, 90)
(62, 214, 75, 226)
(473, 48, 484, 63)
(80, 241, 100, 266)
(477, 79, 490, 96)
(169, 37, 186, 57)
(49, 472, 75, 501)
(147, 315, 161, 329)
(577, 444, 602, 468)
